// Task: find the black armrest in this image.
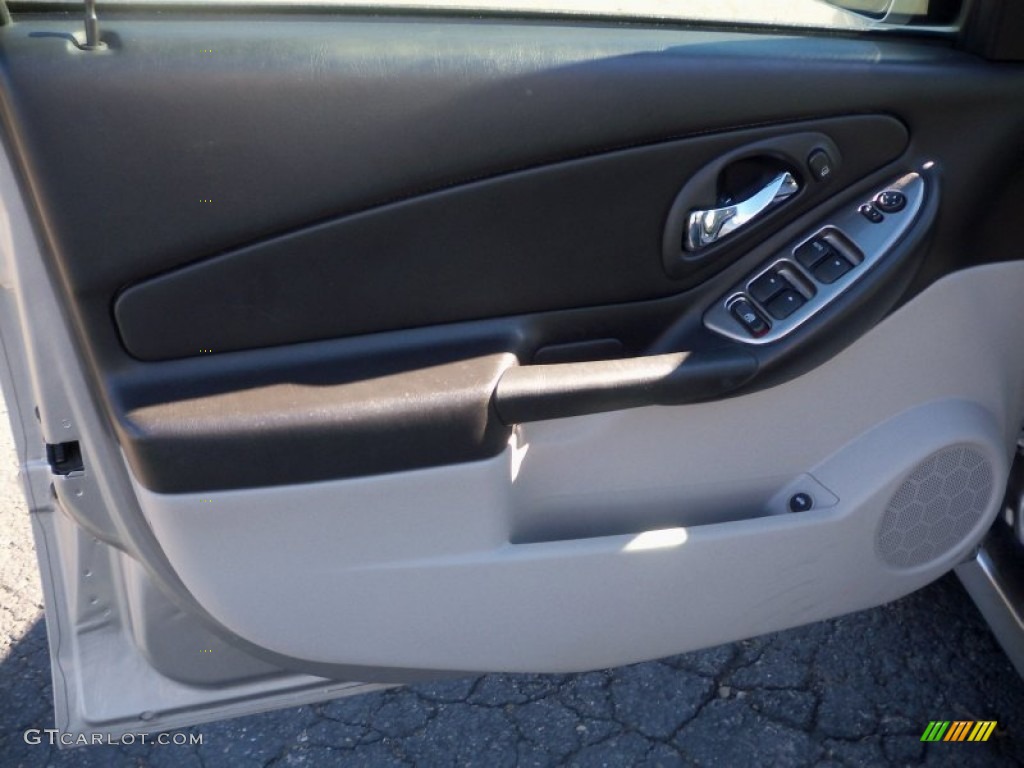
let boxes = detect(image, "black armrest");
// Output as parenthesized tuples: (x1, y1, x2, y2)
(493, 348, 758, 424)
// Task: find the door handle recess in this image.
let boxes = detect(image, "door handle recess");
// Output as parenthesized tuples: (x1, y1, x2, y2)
(493, 349, 757, 424)
(685, 172, 800, 252)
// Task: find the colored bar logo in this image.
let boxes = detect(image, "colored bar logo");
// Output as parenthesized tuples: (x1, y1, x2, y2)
(920, 721, 997, 742)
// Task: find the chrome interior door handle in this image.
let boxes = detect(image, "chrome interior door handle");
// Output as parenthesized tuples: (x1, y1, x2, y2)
(685, 172, 800, 251)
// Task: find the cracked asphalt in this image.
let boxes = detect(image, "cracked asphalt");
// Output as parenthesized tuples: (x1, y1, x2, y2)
(2, 399, 1024, 766)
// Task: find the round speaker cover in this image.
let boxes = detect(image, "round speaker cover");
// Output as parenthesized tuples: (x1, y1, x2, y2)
(876, 445, 994, 569)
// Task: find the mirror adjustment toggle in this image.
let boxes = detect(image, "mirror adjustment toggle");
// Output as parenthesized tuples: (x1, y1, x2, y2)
(875, 190, 906, 213)
(729, 298, 769, 338)
(765, 289, 805, 320)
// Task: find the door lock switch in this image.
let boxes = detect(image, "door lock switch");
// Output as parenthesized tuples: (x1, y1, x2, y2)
(812, 253, 853, 284)
(807, 149, 836, 182)
(858, 203, 884, 223)
(729, 298, 770, 337)
(765, 289, 806, 320)
(748, 270, 789, 304)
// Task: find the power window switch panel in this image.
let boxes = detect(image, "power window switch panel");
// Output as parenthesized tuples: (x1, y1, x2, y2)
(765, 290, 806, 320)
(812, 253, 853, 284)
(729, 298, 769, 337)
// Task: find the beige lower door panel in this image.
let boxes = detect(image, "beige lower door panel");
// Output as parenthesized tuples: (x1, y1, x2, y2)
(137, 262, 1024, 674)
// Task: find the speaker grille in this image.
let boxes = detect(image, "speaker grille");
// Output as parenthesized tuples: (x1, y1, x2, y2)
(876, 445, 994, 569)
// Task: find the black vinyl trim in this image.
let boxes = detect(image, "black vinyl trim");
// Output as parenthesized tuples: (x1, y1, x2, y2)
(112, 116, 906, 361)
(493, 348, 758, 424)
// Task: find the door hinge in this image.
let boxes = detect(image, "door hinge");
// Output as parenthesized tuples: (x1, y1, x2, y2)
(46, 441, 84, 475)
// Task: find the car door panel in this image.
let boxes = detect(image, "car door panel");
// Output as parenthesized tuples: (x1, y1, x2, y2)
(135, 265, 1022, 673)
(2, 6, 1024, 742)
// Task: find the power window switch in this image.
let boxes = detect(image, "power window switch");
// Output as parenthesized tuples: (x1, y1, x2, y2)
(748, 270, 789, 304)
(794, 238, 834, 269)
(812, 253, 853, 284)
(765, 290, 806, 320)
(729, 298, 769, 337)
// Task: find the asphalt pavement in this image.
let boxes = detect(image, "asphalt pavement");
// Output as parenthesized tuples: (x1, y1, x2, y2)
(2, 394, 1024, 767)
